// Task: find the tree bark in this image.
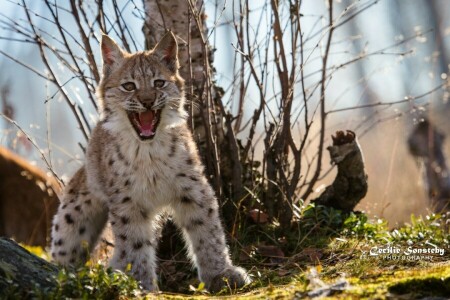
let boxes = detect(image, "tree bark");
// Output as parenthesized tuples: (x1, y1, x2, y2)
(143, 0, 205, 93)
(0, 237, 58, 297)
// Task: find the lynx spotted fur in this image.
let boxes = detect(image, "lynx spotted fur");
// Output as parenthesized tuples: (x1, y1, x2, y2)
(50, 32, 249, 292)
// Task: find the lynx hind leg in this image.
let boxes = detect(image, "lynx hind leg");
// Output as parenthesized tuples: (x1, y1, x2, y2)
(51, 168, 108, 265)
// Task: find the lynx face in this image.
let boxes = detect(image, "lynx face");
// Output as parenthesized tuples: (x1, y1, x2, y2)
(97, 33, 185, 141)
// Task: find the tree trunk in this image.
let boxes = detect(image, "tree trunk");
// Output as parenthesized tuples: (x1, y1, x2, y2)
(408, 120, 450, 212)
(142, 0, 206, 106)
(142, 0, 244, 226)
(142, 0, 223, 192)
(0, 237, 58, 297)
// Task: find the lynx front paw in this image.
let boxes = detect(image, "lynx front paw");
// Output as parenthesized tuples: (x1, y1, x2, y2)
(205, 266, 251, 293)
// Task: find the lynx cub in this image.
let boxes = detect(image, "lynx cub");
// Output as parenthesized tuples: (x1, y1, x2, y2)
(51, 32, 249, 292)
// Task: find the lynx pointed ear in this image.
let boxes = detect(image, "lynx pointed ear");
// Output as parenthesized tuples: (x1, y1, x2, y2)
(153, 31, 179, 72)
(101, 34, 124, 76)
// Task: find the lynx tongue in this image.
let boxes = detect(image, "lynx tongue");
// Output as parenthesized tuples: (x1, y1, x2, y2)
(138, 110, 156, 137)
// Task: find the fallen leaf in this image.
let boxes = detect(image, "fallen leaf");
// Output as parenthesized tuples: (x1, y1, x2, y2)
(302, 248, 323, 262)
(239, 245, 255, 261)
(277, 269, 291, 276)
(257, 245, 285, 258)
(248, 209, 269, 224)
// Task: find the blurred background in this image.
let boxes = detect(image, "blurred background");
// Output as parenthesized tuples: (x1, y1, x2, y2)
(0, 0, 449, 229)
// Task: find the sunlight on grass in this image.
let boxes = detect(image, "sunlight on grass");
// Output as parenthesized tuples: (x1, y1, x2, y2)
(8, 208, 448, 299)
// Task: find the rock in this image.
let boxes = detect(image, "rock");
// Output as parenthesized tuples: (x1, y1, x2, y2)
(0, 237, 58, 297)
(0, 147, 60, 246)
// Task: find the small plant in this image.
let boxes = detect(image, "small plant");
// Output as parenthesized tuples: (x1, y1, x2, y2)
(342, 212, 388, 241)
(388, 213, 450, 245)
(42, 264, 141, 299)
(189, 281, 208, 295)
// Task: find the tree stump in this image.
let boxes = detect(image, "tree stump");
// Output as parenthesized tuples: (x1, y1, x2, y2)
(312, 130, 368, 211)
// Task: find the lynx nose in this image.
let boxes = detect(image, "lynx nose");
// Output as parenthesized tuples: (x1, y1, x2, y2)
(138, 90, 158, 109)
(141, 98, 155, 109)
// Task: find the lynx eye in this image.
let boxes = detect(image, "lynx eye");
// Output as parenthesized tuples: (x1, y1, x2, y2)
(154, 79, 165, 88)
(121, 82, 136, 91)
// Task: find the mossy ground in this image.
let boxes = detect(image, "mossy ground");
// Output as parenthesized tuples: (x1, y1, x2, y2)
(20, 206, 450, 299)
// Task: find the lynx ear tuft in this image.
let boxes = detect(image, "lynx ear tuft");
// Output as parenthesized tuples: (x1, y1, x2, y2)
(101, 34, 124, 76)
(153, 31, 179, 72)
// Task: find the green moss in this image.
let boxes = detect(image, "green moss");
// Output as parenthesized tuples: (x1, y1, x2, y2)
(0, 260, 17, 280)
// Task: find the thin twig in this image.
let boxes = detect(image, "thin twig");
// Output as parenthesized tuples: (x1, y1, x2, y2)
(301, 0, 334, 201)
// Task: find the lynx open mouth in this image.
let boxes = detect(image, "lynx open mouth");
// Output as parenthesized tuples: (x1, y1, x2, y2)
(127, 109, 161, 140)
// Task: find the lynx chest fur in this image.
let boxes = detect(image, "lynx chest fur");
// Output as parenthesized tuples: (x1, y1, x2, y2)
(87, 123, 200, 212)
(50, 32, 249, 292)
